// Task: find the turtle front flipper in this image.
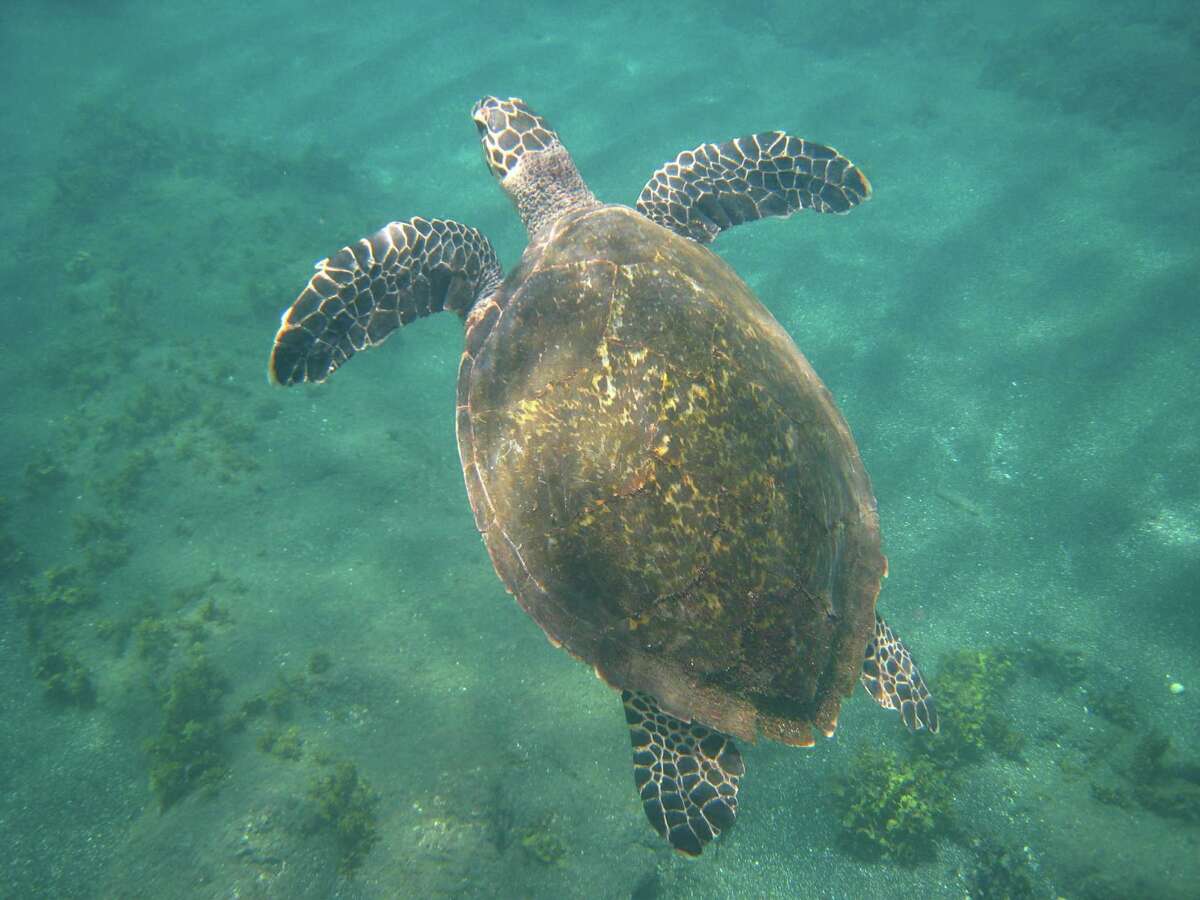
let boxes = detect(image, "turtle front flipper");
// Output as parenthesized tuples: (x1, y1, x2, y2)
(622, 690, 743, 856)
(636, 133, 871, 243)
(861, 614, 939, 733)
(269, 217, 503, 385)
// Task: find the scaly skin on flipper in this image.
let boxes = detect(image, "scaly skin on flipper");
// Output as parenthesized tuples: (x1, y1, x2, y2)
(636, 132, 872, 243)
(861, 614, 939, 733)
(269, 217, 502, 385)
(623, 690, 743, 856)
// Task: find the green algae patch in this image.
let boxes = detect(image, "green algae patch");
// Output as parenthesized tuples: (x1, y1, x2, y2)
(833, 747, 954, 864)
(519, 818, 566, 866)
(0, 532, 30, 580)
(919, 647, 1024, 767)
(33, 645, 96, 708)
(263, 671, 313, 720)
(134, 615, 175, 670)
(257, 725, 304, 761)
(308, 650, 332, 675)
(1017, 638, 1087, 690)
(22, 449, 68, 493)
(16, 566, 99, 625)
(144, 651, 230, 810)
(966, 838, 1038, 899)
(305, 760, 381, 876)
(1127, 732, 1200, 824)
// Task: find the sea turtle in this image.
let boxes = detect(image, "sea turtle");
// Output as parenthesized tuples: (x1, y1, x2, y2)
(269, 96, 938, 856)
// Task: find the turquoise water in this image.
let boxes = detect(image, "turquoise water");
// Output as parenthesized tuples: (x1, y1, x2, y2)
(2, 0, 1198, 896)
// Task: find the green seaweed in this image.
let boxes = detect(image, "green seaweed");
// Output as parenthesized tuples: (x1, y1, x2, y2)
(33, 644, 96, 708)
(71, 511, 128, 547)
(1135, 779, 1200, 823)
(264, 671, 312, 720)
(16, 567, 99, 637)
(257, 725, 304, 760)
(1126, 731, 1200, 823)
(1018, 638, 1087, 689)
(1089, 780, 1134, 810)
(95, 449, 157, 506)
(134, 616, 175, 670)
(162, 651, 227, 725)
(0, 526, 30, 581)
(22, 449, 67, 493)
(227, 695, 268, 733)
(96, 385, 195, 451)
(169, 583, 232, 642)
(832, 748, 954, 864)
(1128, 731, 1169, 780)
(1084, 683, 1140, 731)
(966, 838, 1039, 899)
(519, 818, 566, 866)
(83, 536, 133, 576)
(198, 597, 231, 625)
(52, 103, 176, 221)
(175, 620, 209, 647)
(64, 249, 95, 283)
(918, 647, 1024, 767)
(59, 341, 117, 399)
(144, 651, 230, 809)
(305, 760, 380, 875)
(95, 616, 134, 655)
(170, 580, 209, 609)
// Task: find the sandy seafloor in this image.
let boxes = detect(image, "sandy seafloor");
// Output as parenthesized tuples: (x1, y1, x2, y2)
(1, 1, 1198, 897)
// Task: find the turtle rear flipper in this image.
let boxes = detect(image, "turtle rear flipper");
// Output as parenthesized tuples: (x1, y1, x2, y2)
(622, 690, 743, 856)
(636, 132, 871, 243)
(861, 614, 939, 733)
(269, 217, 503, 385)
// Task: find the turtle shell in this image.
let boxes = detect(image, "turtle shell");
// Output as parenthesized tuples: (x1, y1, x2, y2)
(455, 205, 882, 746)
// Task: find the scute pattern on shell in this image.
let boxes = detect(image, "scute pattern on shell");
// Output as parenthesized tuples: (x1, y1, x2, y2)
(458, 206, 883, 745)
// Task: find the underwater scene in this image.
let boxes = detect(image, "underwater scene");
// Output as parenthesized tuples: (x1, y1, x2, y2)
(2, 0, 1198, 897)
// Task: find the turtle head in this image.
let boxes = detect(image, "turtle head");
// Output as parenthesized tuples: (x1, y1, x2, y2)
(471, 96, 561, 181)
(471, 96, 597, 239)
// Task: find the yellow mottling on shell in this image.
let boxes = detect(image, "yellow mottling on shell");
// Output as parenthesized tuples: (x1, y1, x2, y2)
(512, 396, 567, 428)
(591, 371, 617, 403)
(460, 205, 882, 749)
